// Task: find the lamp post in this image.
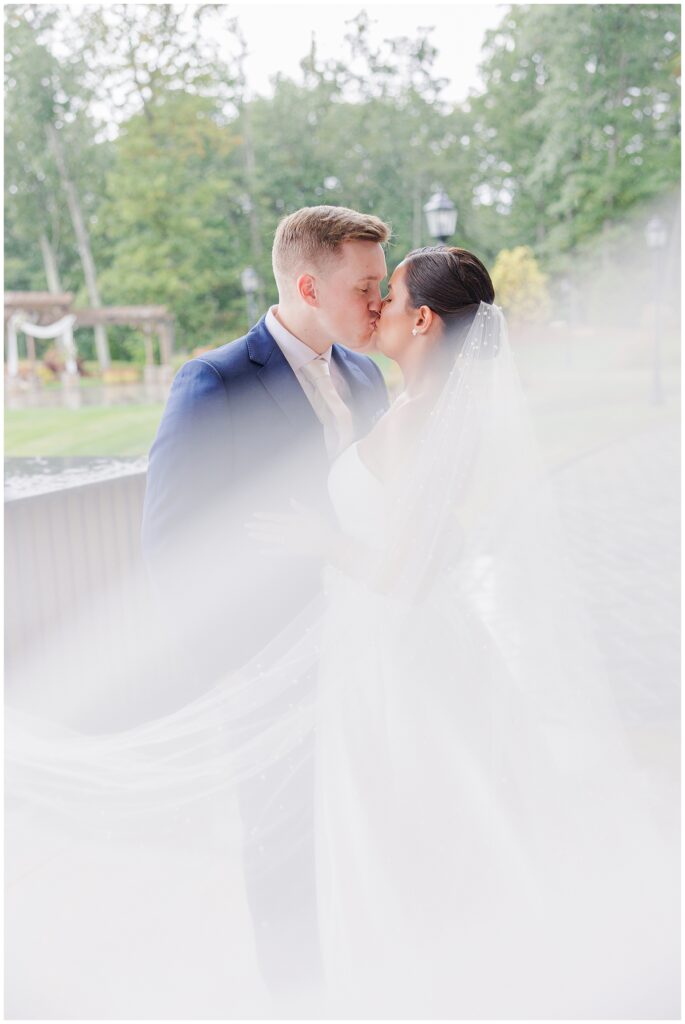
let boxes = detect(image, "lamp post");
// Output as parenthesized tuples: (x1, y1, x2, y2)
(240, 266, 260, 328)
(424, 189, 458, 245)
(645, 215, 667, 405)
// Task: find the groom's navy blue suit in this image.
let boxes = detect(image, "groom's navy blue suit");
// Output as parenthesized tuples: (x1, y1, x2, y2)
(142, 314, 388, 998)
(143, 313, 388, 670)
(143, 315, 387, 574)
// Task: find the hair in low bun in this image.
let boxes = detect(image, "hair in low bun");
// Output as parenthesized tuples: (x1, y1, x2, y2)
(401, 246, 496, 361)
(403, 245, 494, 334)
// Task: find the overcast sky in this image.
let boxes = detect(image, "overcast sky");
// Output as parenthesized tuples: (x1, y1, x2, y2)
(223, 4, 506, 104)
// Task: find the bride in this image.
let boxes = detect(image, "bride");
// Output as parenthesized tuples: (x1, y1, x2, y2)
(6, 247, 678, 1018)
(257, 246, 677, 1016)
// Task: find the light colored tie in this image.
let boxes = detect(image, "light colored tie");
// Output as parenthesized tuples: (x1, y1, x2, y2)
(300, 356, 356, 459)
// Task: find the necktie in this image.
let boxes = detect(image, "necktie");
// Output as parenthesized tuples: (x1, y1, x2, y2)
(300, 356, 356, 459)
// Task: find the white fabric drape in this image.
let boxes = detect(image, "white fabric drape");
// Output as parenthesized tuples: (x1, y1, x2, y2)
(5, 305, 678, 1018)
(7, 312, 78, 375)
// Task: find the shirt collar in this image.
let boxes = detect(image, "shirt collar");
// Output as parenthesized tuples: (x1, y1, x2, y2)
(265, 307, 332, 371)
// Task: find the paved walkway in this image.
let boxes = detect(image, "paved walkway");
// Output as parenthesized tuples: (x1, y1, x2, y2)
(551, 418, 680, 726)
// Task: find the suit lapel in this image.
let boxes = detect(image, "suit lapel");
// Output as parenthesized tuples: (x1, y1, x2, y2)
(247, 320, 384, 445)
(248, 320, 320, 434)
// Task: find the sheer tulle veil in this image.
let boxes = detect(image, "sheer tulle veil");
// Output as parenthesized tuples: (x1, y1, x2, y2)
(6, 303, 678, 1017)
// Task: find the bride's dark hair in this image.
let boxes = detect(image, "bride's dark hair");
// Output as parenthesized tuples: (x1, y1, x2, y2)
(403, 246, 495, 339)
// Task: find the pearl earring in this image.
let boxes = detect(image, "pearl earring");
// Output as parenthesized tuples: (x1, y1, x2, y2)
(412, 328, 418, 336)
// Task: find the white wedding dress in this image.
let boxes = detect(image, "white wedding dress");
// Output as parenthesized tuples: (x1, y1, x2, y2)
(318, 435, 676, 1017)
(6, 306, 678, 1018)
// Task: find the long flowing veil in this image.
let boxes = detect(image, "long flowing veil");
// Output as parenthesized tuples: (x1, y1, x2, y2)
(6, 304, 678, 1018)
(314, 303, 677, 1015)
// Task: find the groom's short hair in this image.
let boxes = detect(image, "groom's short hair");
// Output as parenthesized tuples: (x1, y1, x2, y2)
(272, 205, 390, 286)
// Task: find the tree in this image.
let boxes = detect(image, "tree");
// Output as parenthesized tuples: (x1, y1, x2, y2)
(98, 90, 242, 348)
(245, 12, 477, 283)
(4, 4, 112, 366)
(5, 4, 679, 365)
(470, 5, 681, 262)
(74, 4, 247, 346)
(74, 4, 236, 128)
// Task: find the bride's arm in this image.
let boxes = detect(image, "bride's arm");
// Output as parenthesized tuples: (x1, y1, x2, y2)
(247, 501, 380, 583)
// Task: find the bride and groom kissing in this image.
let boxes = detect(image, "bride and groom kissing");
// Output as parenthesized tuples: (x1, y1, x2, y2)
(139, 204, 670, 1019)
(139, 205, 667, 1019)
(140, 204, 497, 1005)
(9, 203, 664, 1019)
(141, 204, 496, 703)
(5, 208, 674, 1019)
(141, 203, 495, 633)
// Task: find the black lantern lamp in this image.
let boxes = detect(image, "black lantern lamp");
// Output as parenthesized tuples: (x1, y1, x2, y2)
(424, 189, 457, 245)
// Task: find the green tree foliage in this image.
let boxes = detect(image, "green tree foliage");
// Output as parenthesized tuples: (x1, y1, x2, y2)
(4, 5, 110, 296)
(98, 90, 243, 346)
(470, 5, 681, 260)
(4, 5, 681, 357)
(246, 13, 482, 284)
(75, 3, 237, 124)
(75, 4, 250, 348)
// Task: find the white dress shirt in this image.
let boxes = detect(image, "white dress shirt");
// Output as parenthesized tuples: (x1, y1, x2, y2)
(265, 306, 352, 411)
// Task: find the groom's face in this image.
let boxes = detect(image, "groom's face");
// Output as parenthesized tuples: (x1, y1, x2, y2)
(314, 240, 387, 351)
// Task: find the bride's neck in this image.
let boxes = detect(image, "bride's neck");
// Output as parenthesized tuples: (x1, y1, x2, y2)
(396, 348, 445, 401)
(394, 320, 450, 399)
(395, 350, 424, 397)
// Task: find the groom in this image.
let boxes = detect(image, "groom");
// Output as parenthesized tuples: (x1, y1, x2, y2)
(141, 205, 390, 1001)
(142, 205, 389, 652)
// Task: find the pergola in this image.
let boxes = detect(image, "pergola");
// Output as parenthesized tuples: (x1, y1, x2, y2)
(4, 292, 175, 382)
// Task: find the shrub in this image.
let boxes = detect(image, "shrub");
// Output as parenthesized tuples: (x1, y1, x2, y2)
(492, 246, 550, 322)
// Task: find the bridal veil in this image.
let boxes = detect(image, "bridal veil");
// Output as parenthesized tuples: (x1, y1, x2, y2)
(6, 304, 678, 1017)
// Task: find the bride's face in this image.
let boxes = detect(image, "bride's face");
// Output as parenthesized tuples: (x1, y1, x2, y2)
(375, 262, 419, 360)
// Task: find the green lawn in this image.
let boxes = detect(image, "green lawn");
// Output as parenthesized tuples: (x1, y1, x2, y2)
(5, 393, 675, 464)
(4, 339, 678, 463)
(5, 404, 165, 456)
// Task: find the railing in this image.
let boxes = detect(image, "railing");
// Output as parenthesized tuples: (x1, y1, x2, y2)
(5, 471, 148, 678)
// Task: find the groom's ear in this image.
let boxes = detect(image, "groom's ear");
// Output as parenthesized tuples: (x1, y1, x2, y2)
(297, 273, 318, 306)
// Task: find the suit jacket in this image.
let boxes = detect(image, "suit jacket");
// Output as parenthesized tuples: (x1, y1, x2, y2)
(141, 315, 389, 672)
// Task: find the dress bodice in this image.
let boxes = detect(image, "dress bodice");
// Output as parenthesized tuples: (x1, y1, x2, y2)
(327, 442, 386, 550)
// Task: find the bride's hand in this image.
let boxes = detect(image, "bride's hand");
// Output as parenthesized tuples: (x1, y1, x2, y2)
(246, 499, 335, 559)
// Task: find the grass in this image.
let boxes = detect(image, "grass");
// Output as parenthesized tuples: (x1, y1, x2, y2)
(5, 404, 165, 457)
(4, 333, 679, 462)
(5, 391, 676, 464)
